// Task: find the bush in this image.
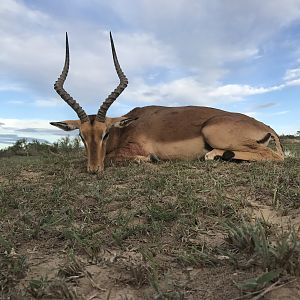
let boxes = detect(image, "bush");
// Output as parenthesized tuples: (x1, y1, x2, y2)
(0, 137, 83, 157)
(53, 136, 82, 152)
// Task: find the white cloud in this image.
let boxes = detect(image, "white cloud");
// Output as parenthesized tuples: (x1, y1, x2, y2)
(0, 117, 76, 149)
(125, 77, 210, 106)
(270, 110, 289, 116)
(208, 84, 284, 99)
(285, 78, 300, 86)
(243, 112, 257, 118)
(0, 83, 25, 92)
(7, 100, 24, 105)
(115, 32, 177, 72)
(105, 0, 300, 68)
(122, 78, 290, 108)
(254, 102, 277, 109)
(4, 98, 65, 107)
(33, 98, 64, 107)
(2, 0, 300, 110)
(275, 126, 299, 135)
(0, 0, 49, 24)
(0, 1, 178, 106)
(0, 118, 55, 130)
(284, 67, 300, 80)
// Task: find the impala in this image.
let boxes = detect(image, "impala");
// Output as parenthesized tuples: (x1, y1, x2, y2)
(50, 32, 284, 174)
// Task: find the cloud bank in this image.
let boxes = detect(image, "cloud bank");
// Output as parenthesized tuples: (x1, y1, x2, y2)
(0, 0, 299, 147)
(1, 0, 300, 108)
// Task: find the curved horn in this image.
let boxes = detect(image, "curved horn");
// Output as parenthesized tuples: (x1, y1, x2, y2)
(54, 33, 89, 123)
(96, 32, 128, 122)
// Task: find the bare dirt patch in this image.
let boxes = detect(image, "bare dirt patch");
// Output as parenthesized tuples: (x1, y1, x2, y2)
(20, 170, 44, 180)
(245, 199, 300, 232)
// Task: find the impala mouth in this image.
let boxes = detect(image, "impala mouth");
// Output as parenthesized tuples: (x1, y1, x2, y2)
(88, 168, 101, 174)
(87, 165, 104, 174)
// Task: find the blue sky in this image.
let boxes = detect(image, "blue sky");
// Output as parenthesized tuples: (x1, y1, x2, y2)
(0, 0, 300, 148)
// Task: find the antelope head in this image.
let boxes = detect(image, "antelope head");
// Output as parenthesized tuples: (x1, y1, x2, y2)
(50, 33, 135, 173)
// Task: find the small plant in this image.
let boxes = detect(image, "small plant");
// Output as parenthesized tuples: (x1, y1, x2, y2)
(272, 228, 300, 275)
(27, 276, 50, 298)
(112, 223, 151, 246)
(235, 270, 279, 292)
(225, 219, 269, 253)
(177, 245, 219, 267)
(126, 262, 151, 288)
(27, 277, 79, 299)
(146, 203, 179, 222)
(0, 241, 28, 295)
(225, 219, 300, 274)
(58, 254, 85, 282)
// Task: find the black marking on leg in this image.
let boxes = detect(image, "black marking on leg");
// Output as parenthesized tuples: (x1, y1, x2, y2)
(257, 133, 271, 144)
(222, 150, 235, 161)
(204, 141, 213, 151)
(214, 155, 222, 161)
(150, 153, 160, 163)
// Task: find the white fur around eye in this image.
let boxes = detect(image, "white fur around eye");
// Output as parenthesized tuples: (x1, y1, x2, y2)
(113, 122, 123, 128)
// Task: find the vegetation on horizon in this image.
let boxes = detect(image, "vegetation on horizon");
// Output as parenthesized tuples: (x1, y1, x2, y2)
(0, 137, 83, 157)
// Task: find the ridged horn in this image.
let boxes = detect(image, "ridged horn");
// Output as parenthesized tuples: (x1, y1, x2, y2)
(54, 32, 89, 123)
(96, 32, 128, 122)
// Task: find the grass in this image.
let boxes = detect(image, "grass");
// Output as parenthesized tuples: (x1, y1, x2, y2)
(0, 141, 299, 299)
(224, 219, 300, 273)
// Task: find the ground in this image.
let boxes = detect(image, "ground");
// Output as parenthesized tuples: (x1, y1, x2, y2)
(0, 143, 299, 299)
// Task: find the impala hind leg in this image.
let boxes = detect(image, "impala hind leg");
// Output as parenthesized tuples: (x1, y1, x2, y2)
(201, 115, 284, 162)
(205, 147, 283, 162)
(223, 147, 283, 161)
(205, 149, 236, 161)
(205, 149, 227, 160)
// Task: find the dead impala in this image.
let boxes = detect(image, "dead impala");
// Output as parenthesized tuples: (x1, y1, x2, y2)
(50, 33, 284, 174)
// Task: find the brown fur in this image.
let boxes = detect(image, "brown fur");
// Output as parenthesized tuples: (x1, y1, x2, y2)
(51, 34, 284, 174)
(51, 105, 284, 173)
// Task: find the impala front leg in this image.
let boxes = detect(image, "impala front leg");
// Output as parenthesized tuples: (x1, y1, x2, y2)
(205, 149, 225, 160)
(205, 149, 235, 161)
(133, 155, 153, 163)
(105, 151, 152, 164)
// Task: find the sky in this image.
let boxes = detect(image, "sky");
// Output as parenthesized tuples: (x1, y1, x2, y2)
(0, 0, 300, 149)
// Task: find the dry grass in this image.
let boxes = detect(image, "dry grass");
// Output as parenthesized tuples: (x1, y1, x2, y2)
(0, 143, 299, 299)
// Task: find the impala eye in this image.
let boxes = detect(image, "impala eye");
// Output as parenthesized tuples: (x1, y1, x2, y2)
(102, 132, 109, 140)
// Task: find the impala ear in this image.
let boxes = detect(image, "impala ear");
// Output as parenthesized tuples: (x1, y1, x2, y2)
(112, 117, 138, 128)
(50, 120, 81, 131)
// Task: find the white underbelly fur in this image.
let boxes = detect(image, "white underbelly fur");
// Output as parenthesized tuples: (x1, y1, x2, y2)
(152, 137, 207, 160)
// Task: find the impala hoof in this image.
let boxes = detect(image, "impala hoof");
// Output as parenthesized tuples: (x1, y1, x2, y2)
(205, 152, 215, 160)
(222, 150, 235, 161)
